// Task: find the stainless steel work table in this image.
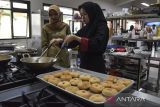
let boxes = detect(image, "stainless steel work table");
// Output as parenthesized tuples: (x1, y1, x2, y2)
(106, 52, 150, 91)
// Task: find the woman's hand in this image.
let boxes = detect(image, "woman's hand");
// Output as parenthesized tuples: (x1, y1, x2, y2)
(64, 35, 81, 44)
(50, 38, 63, 46)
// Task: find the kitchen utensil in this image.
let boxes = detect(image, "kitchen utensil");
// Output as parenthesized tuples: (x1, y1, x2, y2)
(20, 42, 65, 70)
(35, 43, 53, 63)
(0, 54, 13, 65)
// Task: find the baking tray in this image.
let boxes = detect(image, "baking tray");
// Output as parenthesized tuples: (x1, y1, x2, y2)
(36, 68, 134, 105)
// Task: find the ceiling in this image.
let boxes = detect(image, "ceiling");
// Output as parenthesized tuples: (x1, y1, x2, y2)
(113, 0, 157, 7)
(105, 0, 159, 14)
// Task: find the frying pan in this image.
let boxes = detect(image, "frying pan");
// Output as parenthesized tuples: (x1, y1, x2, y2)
(20, 54, 57, 70)
(20, 42, 65, 70)
(0, 54, 13, 65)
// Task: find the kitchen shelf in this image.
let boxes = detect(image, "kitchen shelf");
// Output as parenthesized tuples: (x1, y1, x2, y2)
(150, 3, 160, 7)
(115, 68, 147, 80)
(106, 52, 150, 90)
(107, 14, 159, 20)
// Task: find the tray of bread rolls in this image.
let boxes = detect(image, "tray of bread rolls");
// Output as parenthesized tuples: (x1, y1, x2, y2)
(36, 68, 134, 105)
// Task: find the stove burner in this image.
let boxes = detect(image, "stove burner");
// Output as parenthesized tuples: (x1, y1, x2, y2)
(0, 63, 35, 91)
(0, 62, 60, 91)
(0, 74, 4, 83)
(0, 64, 8, 72)
(1, 87, 84, 107)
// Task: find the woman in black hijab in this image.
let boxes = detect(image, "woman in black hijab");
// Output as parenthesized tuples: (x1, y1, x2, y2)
(52, 2, 109, 73)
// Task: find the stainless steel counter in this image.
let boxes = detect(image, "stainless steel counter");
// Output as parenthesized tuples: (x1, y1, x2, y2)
(111, 36, 160, 42)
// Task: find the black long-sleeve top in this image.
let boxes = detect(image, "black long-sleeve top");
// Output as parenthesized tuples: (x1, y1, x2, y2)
(68, 21, 109, 73)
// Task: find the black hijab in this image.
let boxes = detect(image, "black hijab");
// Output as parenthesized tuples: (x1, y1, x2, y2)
(78, 2, 106, 37)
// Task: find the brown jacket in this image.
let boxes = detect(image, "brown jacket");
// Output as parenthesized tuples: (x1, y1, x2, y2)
(41, 23, 71, 67)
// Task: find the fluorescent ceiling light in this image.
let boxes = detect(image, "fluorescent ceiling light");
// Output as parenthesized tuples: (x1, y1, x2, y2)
(141, 3, 150, 7)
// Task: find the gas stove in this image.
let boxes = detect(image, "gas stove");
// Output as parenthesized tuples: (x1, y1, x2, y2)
(0, 62, 59, 91)
(0, 84, 89, 107)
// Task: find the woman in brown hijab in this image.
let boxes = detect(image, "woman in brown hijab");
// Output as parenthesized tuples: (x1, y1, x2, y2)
(41, 5, 71, 67)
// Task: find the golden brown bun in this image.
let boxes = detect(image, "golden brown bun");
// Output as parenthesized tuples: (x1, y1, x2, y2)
(61, 70, 71, 75)
(65, 86, 79, 94)
(89, 94, 106, 102)
(42, 75, 54, 81)
(77, 81, 90, 90)
(102, 88, 118, 97)
(79, 74, 91, 81)
(111, 83, 125, 91)
(53, 72, 63, 78)
(105, 75, 118, 83)
(57, 81, 71, 89)
(75, 90, 91, 99)
(60, 74, 72, 81)
(70, 78, 82, 86)
(89, 77, 101, 84)
(90, 83, 104, 93)
(117, 79, 132, 86)
(48, 77, 61, 85)
(70, 71, 80, 78)
(101, 81, 113, 88)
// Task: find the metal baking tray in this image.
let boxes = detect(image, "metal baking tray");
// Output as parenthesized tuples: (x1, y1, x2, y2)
(36, 68, 134, 105)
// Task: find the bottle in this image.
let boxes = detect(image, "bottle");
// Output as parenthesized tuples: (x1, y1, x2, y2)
(76, 57, 80, 68)
(69, 49, 78, 68)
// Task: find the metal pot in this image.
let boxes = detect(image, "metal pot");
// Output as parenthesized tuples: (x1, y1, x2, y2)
(0, 54, 13, 65)
(20, 54, 57, 70)
(0, 50, 15, 55)
(14, 47, 38, 64)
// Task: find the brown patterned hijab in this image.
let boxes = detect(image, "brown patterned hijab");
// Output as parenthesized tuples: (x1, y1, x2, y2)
(48, 5, 65, 30)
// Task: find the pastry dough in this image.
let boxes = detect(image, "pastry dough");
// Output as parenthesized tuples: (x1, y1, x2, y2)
(60, 74, 72, 81)
(70, 78, 82, 86)
(65, 86, 79, 94)
(89, 77, 101, 84)
(89, 94, 106, 102)
(117, 79, 132, 86)
(77, 81, 90, 90)
(57, 81, 71, 89)
(48, 77, 61, 85)
(111, 83, 125, 91)
(90, 83, 103, 93)
(76, 90, 91, 99)
(102, 88, 118, 97)
(70, 71, 80, 78)
(79, 74, 91, 81)
(101, 81, 113, 88)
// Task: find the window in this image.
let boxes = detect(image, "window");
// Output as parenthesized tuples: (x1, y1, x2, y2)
(73, 10, 80, 15)
(13, 2, 27, 9)
(13, 12, 29, 37)
(0, 0, 31, 39)
(0, 9, 12, 39)
(43, 4, 83, 33)
(60, 7, 73, 26)
(60, 7, 72, 15)
(43, 4, 81, 33)
(43, 6, 49, 11)
(0, 0, 10, 8)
